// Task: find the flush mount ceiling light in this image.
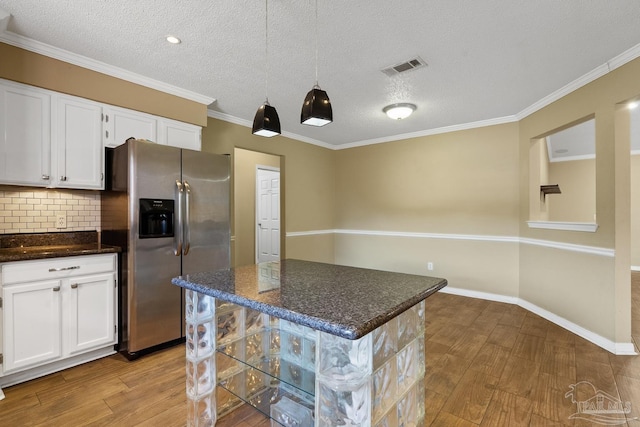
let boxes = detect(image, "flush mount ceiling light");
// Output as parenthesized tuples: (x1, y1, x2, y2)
(301, 0, 332, 127)
(252, 0, 281, 137)
(165, 35, 181, 44)
(383, 103, 416, 120)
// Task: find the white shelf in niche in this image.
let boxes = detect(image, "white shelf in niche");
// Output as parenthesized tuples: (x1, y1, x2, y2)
(527, 221, 599, 232)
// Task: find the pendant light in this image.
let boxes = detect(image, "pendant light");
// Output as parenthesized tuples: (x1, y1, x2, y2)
(301, 0, 332, 126)
(252, 0, 281, 137)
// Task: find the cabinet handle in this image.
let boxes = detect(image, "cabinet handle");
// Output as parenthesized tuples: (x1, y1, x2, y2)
(53, 286, 60, 292)
(105, 130, 109, 139)
(60, 176, 67, 181)
(41, 174, 50, 180)
(48, 266, 80, 272)
(71, 283, 78, 289)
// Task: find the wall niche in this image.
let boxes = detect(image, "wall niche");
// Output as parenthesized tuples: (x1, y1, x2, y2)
(528, 116, 597, 232)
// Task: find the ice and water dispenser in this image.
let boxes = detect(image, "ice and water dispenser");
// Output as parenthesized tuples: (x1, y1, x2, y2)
(139, 199, 174, 238)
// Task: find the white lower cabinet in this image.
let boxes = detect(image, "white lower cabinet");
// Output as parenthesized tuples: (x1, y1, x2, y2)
(65, 272, 115, 355)
(0, 254, 117, 378)
(2, 279, 63, 372)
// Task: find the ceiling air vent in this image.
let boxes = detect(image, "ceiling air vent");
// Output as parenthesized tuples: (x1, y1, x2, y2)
(381, 57, 427, 77)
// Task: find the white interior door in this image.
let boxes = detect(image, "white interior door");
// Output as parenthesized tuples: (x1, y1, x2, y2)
(256, 167, 280, 263)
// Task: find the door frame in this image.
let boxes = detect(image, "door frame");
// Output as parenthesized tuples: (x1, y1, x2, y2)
(255, 165, 281, 264)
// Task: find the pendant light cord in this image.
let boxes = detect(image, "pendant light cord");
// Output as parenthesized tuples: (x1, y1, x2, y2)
(314, 0, 319, 87)
(265, 0, 270, 103)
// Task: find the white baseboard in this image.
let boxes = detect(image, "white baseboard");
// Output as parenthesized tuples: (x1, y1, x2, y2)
(439, 287, 637, 356)
(438, 286, 519, 304)
(518, 299, 637, 356)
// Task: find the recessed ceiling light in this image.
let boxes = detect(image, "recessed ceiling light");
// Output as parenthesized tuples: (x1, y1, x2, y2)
(166, 35, 181, 44)
(629, 101, 639, 110)
(383, 103, 416, 120)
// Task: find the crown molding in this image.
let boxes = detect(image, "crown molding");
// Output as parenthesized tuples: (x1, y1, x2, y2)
(0, 30, 215, 106)
(12, 8, 632, 150)
(608, 42, 640, 71)
(515, 65, 610, 120)
(206, 42, 640, 150)
(517, 42, 640, 121)
(335, 115, 519, 150)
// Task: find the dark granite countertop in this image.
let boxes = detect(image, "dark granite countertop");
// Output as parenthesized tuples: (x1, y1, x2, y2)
(172, 259, 447, 340)
(0, 231, 120, 262)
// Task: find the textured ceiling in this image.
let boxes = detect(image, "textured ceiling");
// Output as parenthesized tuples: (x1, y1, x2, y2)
(1, 0, 640, 148)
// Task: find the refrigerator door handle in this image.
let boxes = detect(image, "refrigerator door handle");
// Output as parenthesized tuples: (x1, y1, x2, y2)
(183, 181, 191, 255)
(175, 180, 184, 256)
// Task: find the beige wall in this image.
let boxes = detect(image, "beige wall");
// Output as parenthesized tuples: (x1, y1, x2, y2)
(201, 118, 336, 266)
(0, 43, 207, 125)
(335, 123, 520, 235)
(547, 158, 596, 222)
(333, 123, 521, 297)
(529, 138, 550, 221)
(518, 56, 640, 344)
(234, 148, 280, 267)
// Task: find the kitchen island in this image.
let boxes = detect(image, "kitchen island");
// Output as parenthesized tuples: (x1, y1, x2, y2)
(172, 259, 447, 427)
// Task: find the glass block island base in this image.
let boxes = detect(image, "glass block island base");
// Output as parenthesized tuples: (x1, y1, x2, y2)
(173, 260, 447, 427)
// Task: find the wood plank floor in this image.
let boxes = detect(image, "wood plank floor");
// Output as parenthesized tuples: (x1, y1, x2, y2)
(1, 278, 638, 426)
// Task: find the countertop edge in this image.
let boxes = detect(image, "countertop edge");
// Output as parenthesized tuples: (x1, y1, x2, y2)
(0, 245, 121, 263)
(172, 276, 447, 340)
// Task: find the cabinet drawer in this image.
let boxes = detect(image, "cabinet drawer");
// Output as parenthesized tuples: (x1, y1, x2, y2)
(1, 254, 116, 285)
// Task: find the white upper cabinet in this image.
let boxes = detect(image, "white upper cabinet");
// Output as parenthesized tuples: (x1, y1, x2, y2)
(0, 78, 203, 189)
(157, 117, 202, 151)
(104, 108, 202, 151)
(54, 95, 104, 189)
(0, 82, 52, 187)
(103, 106, 157, 148)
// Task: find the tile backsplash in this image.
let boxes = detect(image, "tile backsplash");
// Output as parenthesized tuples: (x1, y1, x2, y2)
(0, 186, 100, 234)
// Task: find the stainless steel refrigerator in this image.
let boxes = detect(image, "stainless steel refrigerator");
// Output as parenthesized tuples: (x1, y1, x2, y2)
(101, 139, 230, 358)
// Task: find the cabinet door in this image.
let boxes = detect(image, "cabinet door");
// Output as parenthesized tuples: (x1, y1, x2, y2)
(65, 273, 116, 355)
(55, 96, 104, 189)
(0, 81, 52, 187)
(2, 280, 63, 373)
(157, 117, 201, 150)
(103, 107, 157, 148)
